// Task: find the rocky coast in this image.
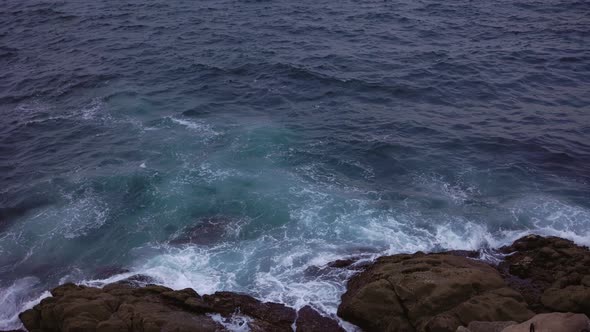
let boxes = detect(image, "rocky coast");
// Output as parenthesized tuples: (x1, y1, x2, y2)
(10, 235, 590, 332)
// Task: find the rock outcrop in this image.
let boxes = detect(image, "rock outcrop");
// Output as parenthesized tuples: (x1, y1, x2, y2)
(502, 312, 590, 332)
(18, 234, 590, 332)
(19, 282, 343, 332)
(498, 235, 590, 315)
(459, 312, 590, 332)
(456, 320, 517, 332)
(296, 306, 345, 332)
(336, 234, 590, 332)
(337, 253, 534, 332)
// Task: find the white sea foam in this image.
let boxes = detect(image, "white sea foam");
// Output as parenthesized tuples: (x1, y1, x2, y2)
(413, 172, 479, 205)
(197, 162, 240, 183)
(131, 246, 227, 294)
(80, 99, 104, 120)
(11, 98, 117, 129)
(169, 117, 220, 138)
(27, 191, 109, 239)
(209, 313, 253, 332)
(80, 271, 139, 288)
(0, 277, 50, 331)
(121, 188, 590, 332)
(12, 102, 74, 126)
(124, 239, 357, 329)
(4, 162, 590, 332)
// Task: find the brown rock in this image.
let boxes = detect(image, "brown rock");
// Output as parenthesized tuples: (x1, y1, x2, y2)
(501, 312, 590, 332)
(161, 288, 199, 302)
(462, 321, 517, 332)
(295, 305, 344, 332)
(18, 308, 40, 330)
(203, 291, 296, 331)
(338, 253, 533, 332)
(19, 283, 298, 332)
(498, 235, 590, 315)
(541, 286, 590, 314)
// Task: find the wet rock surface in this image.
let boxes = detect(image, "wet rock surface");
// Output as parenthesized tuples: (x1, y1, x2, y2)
(19, 283, 342, 332)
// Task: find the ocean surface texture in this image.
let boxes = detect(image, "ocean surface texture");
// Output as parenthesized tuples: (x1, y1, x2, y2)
(1, 0, 589, 329)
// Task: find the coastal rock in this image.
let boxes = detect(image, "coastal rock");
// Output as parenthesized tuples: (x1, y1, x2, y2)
(501, 312, 590, 332)
(202, 291, 296, 331)
(461, 320, 517, 332)
(20, 284, 262, 332)
(18, 235, 590, 332)
(295, 305, 344, 332)
(337, 253, 534, 332)
(457, 313, 590, 332)
(305, 256, 370, 279)
(18, 282, 344, 332)
(20, 283, 223, 332)
(498, 235, 590, 315)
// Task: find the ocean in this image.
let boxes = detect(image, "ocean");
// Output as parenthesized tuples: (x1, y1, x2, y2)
(1, 0, 589, 329)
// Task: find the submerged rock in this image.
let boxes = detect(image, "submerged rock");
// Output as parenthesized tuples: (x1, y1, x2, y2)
(19, 282, 342, 332)
(498, 234, 590, 315)
(337, 252, 534, 332)
(169, 216, 243, 246)
(0, 198, 52, 232)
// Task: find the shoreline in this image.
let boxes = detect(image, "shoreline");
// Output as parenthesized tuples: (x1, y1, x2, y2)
(9, 234, 590, 332)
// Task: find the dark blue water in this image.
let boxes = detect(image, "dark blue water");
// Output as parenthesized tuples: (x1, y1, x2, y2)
(1, 0, 589, 329)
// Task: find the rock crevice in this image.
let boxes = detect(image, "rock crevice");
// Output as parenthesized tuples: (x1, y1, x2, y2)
(386, 278, 415, 332)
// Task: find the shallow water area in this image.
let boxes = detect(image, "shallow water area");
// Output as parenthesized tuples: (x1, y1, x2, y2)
(1, 0, 590, 330)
